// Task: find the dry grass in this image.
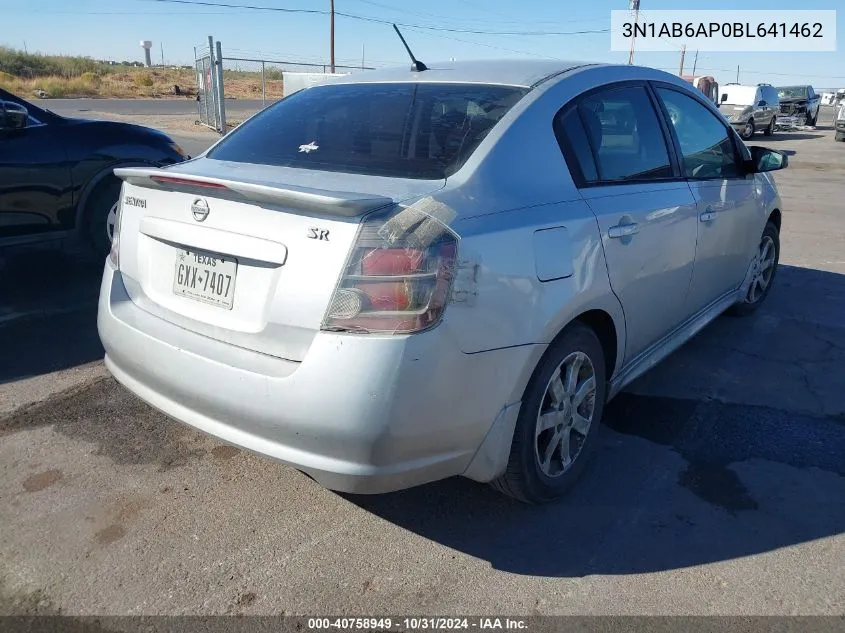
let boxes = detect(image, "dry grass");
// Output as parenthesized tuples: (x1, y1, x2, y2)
(0, 68, 195, 98)
(1, 65, 282, 100)
(222, 71, 283, 100)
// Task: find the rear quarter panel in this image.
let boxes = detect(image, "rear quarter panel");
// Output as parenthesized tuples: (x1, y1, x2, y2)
(435, 65, 695, 380)
(62, 121, 182, 219)
(444, 199, 623, 356)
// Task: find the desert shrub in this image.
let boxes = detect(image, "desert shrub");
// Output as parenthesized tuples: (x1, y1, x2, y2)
(37, 77, 70, 98)
(133, 72, 154, 87)
(0, 46, 103, 79)
(80, 72, 102, 86)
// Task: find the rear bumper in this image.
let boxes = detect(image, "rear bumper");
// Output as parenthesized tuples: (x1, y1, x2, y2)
(97, 262, 534, 493)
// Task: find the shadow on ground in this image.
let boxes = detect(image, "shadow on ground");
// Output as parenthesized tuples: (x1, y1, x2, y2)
(766, 132, 825, 142)
(346, 264, 845, 577)
(0, 250, 104, 383)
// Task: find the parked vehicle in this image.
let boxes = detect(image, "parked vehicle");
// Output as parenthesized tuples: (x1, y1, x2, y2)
(776, 85, 821, 126)
(682, 75, 719, 104)
(0, 88, 189, 257)
(835, 104, 845, 142)
(718, 83, 779, 140)
(98, 60, 787, 503)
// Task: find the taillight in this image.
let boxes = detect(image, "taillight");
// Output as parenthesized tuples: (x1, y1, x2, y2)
(323, 202, 458, 334)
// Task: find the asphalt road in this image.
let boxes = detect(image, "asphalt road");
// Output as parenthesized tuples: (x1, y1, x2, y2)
(42, 98, 270, 119)
(1, 118, 844, 616)
(39, 98, 265, 159)
(170, 133, 217, 161)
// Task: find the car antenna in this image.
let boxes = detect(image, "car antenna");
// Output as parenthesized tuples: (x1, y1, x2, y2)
(392, 24, 428, 72)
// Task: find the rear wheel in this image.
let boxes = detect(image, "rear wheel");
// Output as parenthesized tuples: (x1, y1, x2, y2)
(491, 322, 606, 504)
(728, 221, 779, 317)
(740, 120, 755, 140)
(82, 176, 122, 259)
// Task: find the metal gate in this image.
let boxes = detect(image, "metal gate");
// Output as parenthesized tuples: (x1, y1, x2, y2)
(194, 37, 226, 133)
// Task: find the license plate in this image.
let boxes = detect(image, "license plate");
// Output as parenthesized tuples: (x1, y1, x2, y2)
(173, 249, 238, 309)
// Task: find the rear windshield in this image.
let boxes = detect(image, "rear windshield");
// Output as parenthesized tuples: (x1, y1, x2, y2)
(207, 82, 527, 180)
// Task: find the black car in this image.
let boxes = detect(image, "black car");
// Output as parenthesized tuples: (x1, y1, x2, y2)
(0, 88, 189, 257)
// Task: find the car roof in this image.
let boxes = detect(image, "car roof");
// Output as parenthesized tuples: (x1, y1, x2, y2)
(328, 59, 601, 89)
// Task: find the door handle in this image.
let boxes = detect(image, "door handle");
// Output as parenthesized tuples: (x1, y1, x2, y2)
(607, 222, 639, 239)
(699, 208, 716, 222)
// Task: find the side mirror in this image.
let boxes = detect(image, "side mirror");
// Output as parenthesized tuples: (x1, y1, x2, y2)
(746, 146, 788, 173)
(757, 100, 767, 107)
(0, 100, 29, 131)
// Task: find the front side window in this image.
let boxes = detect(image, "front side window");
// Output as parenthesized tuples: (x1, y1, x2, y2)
(207, 82, 527, 180)
(576, 85, 673, 183)
(656, 87, 741, 180)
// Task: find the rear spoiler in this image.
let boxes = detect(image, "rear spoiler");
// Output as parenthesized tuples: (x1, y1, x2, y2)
(113, 166, 394, 217)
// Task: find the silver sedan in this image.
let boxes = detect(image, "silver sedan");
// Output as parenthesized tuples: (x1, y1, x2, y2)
(98, 59, 786, 503)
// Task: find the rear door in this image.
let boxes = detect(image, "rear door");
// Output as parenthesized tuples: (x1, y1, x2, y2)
(762, 86, 779, 127)
(653, 84, 759, 313)
(558, 82, 699, 363)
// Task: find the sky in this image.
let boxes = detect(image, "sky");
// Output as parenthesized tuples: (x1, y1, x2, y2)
(4, 0, 844, 89)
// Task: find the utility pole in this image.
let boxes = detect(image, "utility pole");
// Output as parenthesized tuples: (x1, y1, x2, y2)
(678, 44, 686, 76)
(736, 65, 740, 83)
(627, 0, 640, 65)
(361, 43, 365, 69)
(330, 0, 336, 73)
(692, 49, 699, 76)
(23, 40, 27, 54)
(160, 42, 164, 66)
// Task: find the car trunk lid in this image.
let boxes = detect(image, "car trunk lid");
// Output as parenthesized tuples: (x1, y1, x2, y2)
(113, 162, 445, 362)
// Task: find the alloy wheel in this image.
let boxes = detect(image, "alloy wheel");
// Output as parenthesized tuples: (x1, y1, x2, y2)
(743, 121, 754, 138)
(746, 234, 776, 304)
(106, 201, 118, 243)
(534, 351, 597, 478)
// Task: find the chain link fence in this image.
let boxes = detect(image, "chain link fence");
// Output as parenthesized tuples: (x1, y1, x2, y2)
(220, 56, 375, 107)
(194, 38, 226, 133)
(195, 38, 376, 133)
(221, 57, 375, 103)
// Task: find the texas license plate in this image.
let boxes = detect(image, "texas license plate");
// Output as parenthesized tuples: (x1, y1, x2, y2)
(173, 249, 238, 309)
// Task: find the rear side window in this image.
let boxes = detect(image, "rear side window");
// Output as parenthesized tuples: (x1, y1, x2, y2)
(554, 106, 598, 183)
(207, 82, 527, 180)
(576, 85, 673, 183)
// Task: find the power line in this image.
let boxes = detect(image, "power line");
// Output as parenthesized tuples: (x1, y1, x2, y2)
(402, 26, 563, 61)
(144, 0, 610, 36)
(349, 0, 608, 27)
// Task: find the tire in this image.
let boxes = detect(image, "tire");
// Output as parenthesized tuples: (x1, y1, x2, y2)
(835, 131, 845, 142)
(728, 221, 780, 317)
(490, 322, 607, 504)
(764, 117, 775, 136)
(81, 176, 122, 259)
(740, 120, 755, 140)
(805, 111, 817, 127)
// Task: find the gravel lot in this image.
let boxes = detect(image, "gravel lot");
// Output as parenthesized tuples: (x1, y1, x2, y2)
(1, 107, 843, 616)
